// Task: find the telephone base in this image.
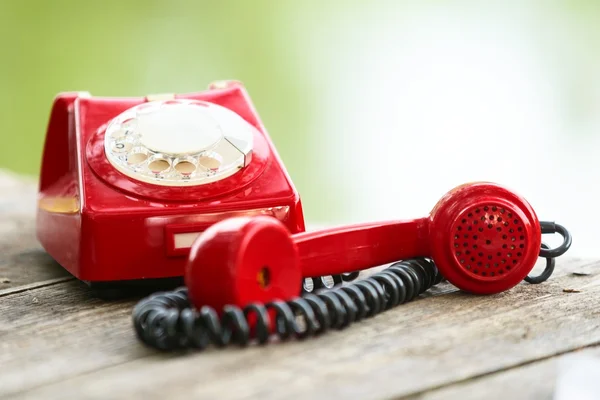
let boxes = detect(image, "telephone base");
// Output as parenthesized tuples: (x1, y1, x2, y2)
(37, 85, 305, 283)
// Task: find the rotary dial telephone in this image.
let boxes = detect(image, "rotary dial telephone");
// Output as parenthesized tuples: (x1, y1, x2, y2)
(36, 81, 573, 353)
(36, 81, 305, 286)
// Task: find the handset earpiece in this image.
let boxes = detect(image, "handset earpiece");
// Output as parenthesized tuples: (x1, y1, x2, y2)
(185, 182, 572, 310)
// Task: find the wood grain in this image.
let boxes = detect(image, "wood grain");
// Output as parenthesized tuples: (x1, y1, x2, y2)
(0, 257, 597, 400)
(0, 169, 71, 289)
(0, 280, 148, 396)
(417, 346, 600, 400)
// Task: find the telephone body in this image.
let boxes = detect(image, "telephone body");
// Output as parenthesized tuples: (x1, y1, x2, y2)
(36, 81, 305, 284)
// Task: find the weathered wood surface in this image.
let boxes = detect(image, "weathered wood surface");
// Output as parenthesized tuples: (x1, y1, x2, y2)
(419, 346, 600, 400)
(1, 169, 598, 400)
(0, 170, 71, 291)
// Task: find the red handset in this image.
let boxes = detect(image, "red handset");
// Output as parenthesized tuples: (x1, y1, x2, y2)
(185, 181, 570, 311)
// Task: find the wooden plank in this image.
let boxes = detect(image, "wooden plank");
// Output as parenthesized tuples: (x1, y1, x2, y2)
(0, 280, 148, 396)
(0, 277, 74, 298)
(0, 246, 72, 290)
(418, 346, 600, 399)
(0, 169, 71, 289)
(0, 256, 597, 399)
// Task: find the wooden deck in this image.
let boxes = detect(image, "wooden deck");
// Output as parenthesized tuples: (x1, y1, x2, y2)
(1, 169, 598, 400)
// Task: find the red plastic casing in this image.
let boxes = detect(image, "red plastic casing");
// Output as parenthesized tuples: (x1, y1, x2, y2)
(36, 82, 305, 283)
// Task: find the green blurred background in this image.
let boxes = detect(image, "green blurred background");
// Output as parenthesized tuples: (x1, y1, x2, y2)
(1, 0, 599, 255)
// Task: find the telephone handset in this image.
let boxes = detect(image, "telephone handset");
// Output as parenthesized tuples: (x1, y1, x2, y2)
(36, 81, 306, 285)
(133, 182, 572, 351)
(186, 181, 572, 304)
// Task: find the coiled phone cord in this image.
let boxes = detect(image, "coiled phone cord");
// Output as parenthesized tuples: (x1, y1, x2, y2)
(132, 221, 571, 351)
(133, 258, 443, 351)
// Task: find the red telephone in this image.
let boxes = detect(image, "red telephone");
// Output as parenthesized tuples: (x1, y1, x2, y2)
(133, 182, 571, 351)
(34, 78, 572, 351)
(36, 81, 305, 286)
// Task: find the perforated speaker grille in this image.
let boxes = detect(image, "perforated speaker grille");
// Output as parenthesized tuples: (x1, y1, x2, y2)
(452, 204, 527, 279)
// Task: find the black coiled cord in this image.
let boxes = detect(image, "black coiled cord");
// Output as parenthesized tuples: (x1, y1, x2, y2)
(132, 258, 442, 351)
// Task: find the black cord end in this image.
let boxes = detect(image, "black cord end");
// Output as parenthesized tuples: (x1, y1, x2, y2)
(539, 221, 572, 259)
(540, 221, 557, 235)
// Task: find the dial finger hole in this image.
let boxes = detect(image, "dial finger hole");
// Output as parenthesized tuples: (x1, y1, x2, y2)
(175, 160, 197, 176)
(136, 103, 159, 116)
(111, 128, 127, 139)
(121, 117, 136, 130)
(199, 155, 221, 171)
(148, 158, 171, 173)
(127, 152, 149, 165)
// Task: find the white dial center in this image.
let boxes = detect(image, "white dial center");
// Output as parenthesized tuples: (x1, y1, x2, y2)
(137, 104, 223, 155)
